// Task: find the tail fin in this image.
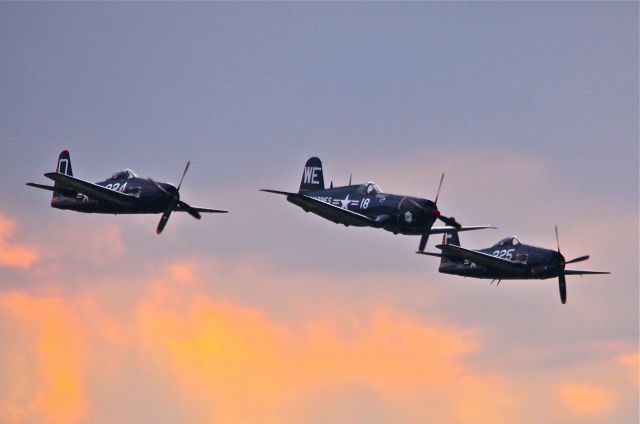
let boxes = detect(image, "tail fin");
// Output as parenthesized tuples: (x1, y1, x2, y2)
(440, 231, 462, 268)
(299, 157, 325, 192)
(56, 150, 73, 177)
(443, 231, 460, 247)
(52, 150, 75, 205)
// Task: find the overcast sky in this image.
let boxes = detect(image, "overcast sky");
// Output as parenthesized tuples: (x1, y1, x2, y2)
(1, 3, 638, 423)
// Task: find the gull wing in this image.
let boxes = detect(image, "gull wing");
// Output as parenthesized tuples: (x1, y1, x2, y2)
(44, 172, 139, 206)
(260, 189, 378, 227)
(436, 244, 529, 274)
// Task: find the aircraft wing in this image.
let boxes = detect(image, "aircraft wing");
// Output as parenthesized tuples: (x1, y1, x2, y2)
(436, 244, 529, 274)
(260, 189, 378, 227)
(174, 205, 228, 214)
(44, 172, 139, 206)
(429, 225, 496, 234)
(563, 270, 611, 276)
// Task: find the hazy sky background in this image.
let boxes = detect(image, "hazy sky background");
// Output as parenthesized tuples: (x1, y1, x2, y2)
(1, 3, 638, 423)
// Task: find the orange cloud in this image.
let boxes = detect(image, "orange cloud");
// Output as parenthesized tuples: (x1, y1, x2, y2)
(0, 267, 516, 424)
(0, 293, 87, 424)
(618, 351, 640, 384)
(0, 259, 636, 424)
(558, 383, 615, 416)
(0, 215, 38, 268)
(134, 276, 516, 423)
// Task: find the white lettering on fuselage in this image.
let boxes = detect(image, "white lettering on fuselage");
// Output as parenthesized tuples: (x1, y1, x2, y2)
(310, 196, 332, 203)
(105, 182, 128, 192)
(492, 249, 515, 260)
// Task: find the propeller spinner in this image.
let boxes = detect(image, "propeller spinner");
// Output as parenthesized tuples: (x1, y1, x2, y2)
(150, 161, 202, 235)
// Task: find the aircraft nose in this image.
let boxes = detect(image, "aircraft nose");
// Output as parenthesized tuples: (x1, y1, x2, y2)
(161, 183, 179, 196)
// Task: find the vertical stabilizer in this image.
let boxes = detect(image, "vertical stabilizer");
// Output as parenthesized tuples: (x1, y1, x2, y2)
(299, 157, 324, 192)
(52, 150, 75, 205)
(439, 231, 463, 269)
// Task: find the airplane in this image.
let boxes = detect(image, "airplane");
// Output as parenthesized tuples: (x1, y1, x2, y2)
(261, 157, 494, 251)
(27, 150, 227, 234)
(417, 227, 610, 304)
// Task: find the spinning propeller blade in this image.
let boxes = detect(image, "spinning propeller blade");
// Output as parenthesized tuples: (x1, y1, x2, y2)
(177, 160, 190, 191)
(418, 234, 430, 253)
(177, 200, 201, 220)
(564, 255, 590, 265)
(558, 273, 567, 304)
(434, 172, 445, 205)
(157, 199, 179, 234)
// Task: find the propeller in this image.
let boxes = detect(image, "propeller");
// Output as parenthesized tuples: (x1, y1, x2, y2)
(553, 225, 590, 304)
(434, 172, 445, 205)
(554, 225, 566, 304)
(558, 273, 567, 304)
(149, 161, 202, 235)
(417, 173, 461, 252)
(564, 255, 590, 265)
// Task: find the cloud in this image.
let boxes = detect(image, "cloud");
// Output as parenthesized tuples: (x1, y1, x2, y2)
(0, 215, 38, 268)
(0, 293, 88, 424)
(0, 258, 636, 424)
(558, 383, 615, 416)
(618, 351, 639, 385)
(0, 260, 517, 424)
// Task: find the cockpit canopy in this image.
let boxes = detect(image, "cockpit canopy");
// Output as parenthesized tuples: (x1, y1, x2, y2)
(357, 182, 382, 195)
(493, 236, 521, 247)
(110, 169, 137, 180)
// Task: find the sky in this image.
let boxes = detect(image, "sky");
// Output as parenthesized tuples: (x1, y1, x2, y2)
(0, 2, 638, 423)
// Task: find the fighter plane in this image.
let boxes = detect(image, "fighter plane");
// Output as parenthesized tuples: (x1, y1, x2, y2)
(261, 157, 494, 250)
(418, 227, 609, 304)
(27, 150, 227, 234)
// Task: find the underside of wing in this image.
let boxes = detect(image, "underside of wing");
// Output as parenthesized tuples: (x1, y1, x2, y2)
(429, 225, 496, 234)
(44, 172, 139, 206)
(261, 189, 377, 227)
(436, 244, 529, 274)
(291, 193, 377, 226)
(563, 270, 611, 276)
(174, 205, 228, 214)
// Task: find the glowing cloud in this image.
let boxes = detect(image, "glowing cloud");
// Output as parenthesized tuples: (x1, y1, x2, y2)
(0, 215, 38, 268)
(559, 383, 615, 416)
(1, 293, 87, 424)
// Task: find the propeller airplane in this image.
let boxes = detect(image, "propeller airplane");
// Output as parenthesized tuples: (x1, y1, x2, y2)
(261, 157, 494, 250)
(418, 226, 610, 304)
(27, 150, 227, 234)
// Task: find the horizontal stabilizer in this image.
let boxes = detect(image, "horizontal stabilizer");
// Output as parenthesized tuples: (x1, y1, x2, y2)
(26, 182, 56, 191)
(563, 270, 611, 276)
(415, 251, 444, 258)
(429, 225, 496, 234)
(260, 189, 298, 196)
(26, 182, 76, 196)
(174, 205, 228, 214)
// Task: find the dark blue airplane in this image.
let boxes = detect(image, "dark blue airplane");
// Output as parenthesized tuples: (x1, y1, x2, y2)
(261, 157, 494, 251)
(27, 150, 227, 234)
(418, 227, 610, 304)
